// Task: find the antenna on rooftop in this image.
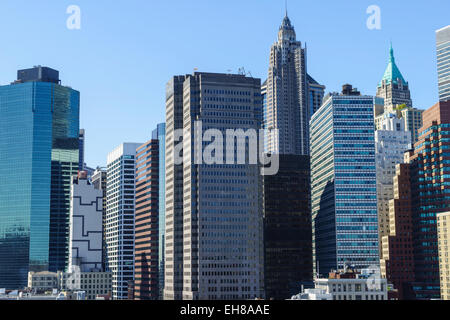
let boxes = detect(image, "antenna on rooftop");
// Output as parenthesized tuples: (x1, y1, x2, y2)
(237, 67, 253, 78)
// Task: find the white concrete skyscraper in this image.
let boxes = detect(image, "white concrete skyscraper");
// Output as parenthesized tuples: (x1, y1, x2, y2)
(105, 143, 142, 300)
(265, 14, 324, 155)
(68, 171, 103, 273)
(375, 114, 411, 253)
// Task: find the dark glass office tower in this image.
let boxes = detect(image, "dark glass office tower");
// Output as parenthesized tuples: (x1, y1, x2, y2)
(79, 129, 85, 171)
(152, 123, 166, 299)
(263, 154, 313, 300)
(164, 72, 264, 300)
(0, 66, 80, 289)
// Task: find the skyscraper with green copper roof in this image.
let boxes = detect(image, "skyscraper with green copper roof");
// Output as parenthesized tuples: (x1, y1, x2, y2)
(375, 45, 424, 143)
(376, 44, 413, 113)
(379, 44, 408, 88)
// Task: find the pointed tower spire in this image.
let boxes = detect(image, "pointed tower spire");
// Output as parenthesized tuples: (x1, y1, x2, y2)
(389, 41, 395, 62)
(280, 0, 293, 31)
(379, 43, 407, 87)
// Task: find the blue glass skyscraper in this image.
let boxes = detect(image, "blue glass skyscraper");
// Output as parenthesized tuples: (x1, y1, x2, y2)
(0, 66, 79, 289)
(310, 84, 379, 275)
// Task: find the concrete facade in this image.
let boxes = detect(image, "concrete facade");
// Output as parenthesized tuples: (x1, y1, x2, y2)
(375, 114, 411, 251)
(105, 143, 142, 300)
(69, 171, 103, 273)
(438, 212, 450, 300)
(265, 14, 324, 155)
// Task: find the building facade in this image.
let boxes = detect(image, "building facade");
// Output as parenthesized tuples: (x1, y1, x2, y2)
(308, 75, 326, 116)
(164, 72, 264, 300)
(164, 76, 186, 300)
(0, 66, 80, 289)
(134, 139, 160, 300)
(263, 154, 313, 300)
(92, 167, 108, 271)
(290, 288, 333, 300)
(437, 212, 450, 300)
(265, 14, 324, 155)
(58, 271, 112, 300)
(153, 123, 166, 299)
(79, 129, 85, 171)
(105, 143, 141, 299)
(409, 100, 450, 299)
(437, 26, 450, 102)
(379, 163, 415, 300)
(68, 171, 103, 273)
(375, 114, 411, 250)
(313, 270, 388, 301)
(27, 272, 59, 293)
(310, 85, 379, 275)
(400, 107, 424, 144)
(374, 107, 423, 144)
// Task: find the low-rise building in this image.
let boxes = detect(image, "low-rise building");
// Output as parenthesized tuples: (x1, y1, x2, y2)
(0, 290, 86, 301)
(27, 272, 58, 294)
(58, 271, 112, 300)
(292, 268, 388, 301)
(290, 289, 332, 301)
(315, 269, 388, 301)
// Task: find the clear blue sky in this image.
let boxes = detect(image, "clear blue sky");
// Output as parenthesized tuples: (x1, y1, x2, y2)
(0, 0, 448, 167)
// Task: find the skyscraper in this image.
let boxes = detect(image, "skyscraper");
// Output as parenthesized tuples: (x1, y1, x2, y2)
(376, 45, 412, 113)
(68, 171, 103, 273)
(409, 100, 450, 299)
(164, 72, 264, 300)
(263, 154, 313, 299)
(92, 167, 107, 271)
(437, 26, 450, 102)
(399, 107, 424, 144)
(0, 66, 80, 289)
(380, 101, 450, 300)
(163, 76, 185, 300)
(262, 80, 269, 153)
(308, 75, 326, 116)
(153, 123, 166, 299)
(380, 162, 415, 300)
(105, 143, 141, 300)
(79, 129, 85, 171)
(134, 139, 160, 300)
(265, 14, 324, 155)
(310, 85, 379, 275)
(375, 114, 411, 251)
(375, 46, 424, 144)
